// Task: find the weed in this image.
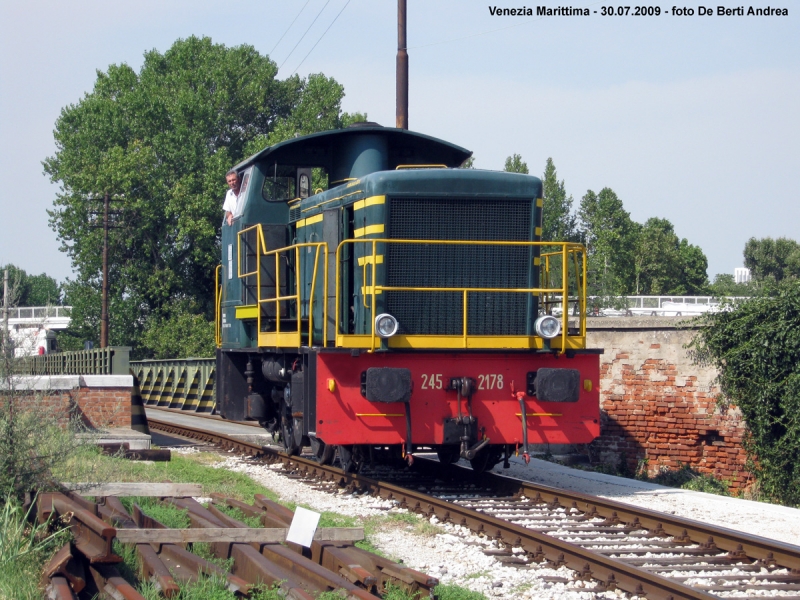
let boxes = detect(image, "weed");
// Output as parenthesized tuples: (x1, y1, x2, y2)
(0, 497, 69, 600)
(639, 464, 730, 496)
(434, 584, 488, 600)
(213, 503, 262, 528)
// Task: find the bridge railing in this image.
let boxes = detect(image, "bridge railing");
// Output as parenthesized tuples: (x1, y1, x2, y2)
(16, 346, 130, 375)
(130, 358, 216, 413)
(6, 306, 73, 320)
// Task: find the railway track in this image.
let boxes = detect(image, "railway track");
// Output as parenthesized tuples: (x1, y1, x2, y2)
(149, 416, 800, 600)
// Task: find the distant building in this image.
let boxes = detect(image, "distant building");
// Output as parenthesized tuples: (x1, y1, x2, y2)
(734, 267, 751, 284)
(4, 306, 72, 357)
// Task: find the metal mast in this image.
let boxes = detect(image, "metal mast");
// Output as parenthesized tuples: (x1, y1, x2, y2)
(396, 0, 408, 129)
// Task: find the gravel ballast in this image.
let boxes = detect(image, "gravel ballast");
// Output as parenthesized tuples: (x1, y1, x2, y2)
(171, 445, 800, 599)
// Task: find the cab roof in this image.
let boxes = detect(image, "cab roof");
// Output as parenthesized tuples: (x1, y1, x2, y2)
(233, 124, 472, 173)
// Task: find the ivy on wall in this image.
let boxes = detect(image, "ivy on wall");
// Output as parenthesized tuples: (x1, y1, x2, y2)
(690, 280, 800, 506)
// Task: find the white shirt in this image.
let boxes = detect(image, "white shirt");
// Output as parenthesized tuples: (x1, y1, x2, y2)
(223, 189, 237, 214)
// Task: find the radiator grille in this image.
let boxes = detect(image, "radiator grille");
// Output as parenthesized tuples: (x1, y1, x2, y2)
(386, 197, 533, 336)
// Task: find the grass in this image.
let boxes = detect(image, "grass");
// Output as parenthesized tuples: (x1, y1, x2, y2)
(637, 463, 730, 496)
(44, 449, 480, 600)
(434, 584, 488, 600)
(55, 446, 279, 503)
(0, 498, 70, 600)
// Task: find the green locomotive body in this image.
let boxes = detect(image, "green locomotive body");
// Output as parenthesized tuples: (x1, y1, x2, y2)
(216, 124, 599, 472)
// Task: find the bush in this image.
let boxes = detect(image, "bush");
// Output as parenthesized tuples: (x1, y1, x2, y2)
(690, 280, 800, 506)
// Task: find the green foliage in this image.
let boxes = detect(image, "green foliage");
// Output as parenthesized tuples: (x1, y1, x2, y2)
(690, 280, 800, 505)
(45, 36, 362, 357)
(0, 263, 62, 307)
(578, 188, 637, 296)
(541, 158, 577, 242)
(119, 497, 190, 528)
(459, 156, 475, 169)
(709, 273, 753, 297)
(213, 503, 262, 528)
(0, 499, 69, 600)
(637, 464, 729, 495)
(434, 584, 488, 600)
(744, 237, 800, 283)
(0, 379, 88, 501)
(139, 301, 215, 359)
(633, 218, 708, 295)
(503, 153, 529, 174)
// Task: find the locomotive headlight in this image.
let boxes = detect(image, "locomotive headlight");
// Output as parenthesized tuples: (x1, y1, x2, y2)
(375, 313, 400, 338)
(534, 315, 561, 339)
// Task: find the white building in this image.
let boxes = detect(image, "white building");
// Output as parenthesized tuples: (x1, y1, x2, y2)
(734, 267, 751, 284)
(3, 306, 72, 357)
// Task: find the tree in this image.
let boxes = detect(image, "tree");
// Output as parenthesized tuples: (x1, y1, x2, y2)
(0, 264, 61, 307)
(540, 158, 577, 242)
(709, 273, 753, 297)
(44, 36, 363, 357)
(459, 156, 475, 169)
(691, 280, 800, 505)
(631, 218, 709, 295)
(578, 188, 637, 296)
(677, 239, 710, 295)
(744, 237, 800, 283)
(503, 154, 529, 174)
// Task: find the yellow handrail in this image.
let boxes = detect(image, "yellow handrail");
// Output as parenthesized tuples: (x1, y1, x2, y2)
(237, 225, 328, 348)
(335, 238, 587, 352)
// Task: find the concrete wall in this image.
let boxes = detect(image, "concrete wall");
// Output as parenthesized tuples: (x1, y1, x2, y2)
(2, 375, 133, 429)
(585, 318, 751, 491)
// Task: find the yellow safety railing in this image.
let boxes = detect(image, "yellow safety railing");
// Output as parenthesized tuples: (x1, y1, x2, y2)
(215, 264, 223, 347)
(335, 239, 587, 352)
(238, 225, 328, 348)
(541, 245, 587, 337)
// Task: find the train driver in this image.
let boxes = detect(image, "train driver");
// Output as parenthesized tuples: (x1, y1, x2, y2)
(223, 170, 241, 226)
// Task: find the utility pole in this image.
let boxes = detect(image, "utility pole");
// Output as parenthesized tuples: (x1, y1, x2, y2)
(100, 192, 110, 348)
(396, 0, 409, 129)
(2, 268, 8, 355)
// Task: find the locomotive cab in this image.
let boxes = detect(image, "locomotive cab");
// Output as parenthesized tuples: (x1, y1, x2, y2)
(215, 124, 600, 472)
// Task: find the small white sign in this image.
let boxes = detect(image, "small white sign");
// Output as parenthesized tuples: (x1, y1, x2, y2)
(286, 506, 321, 548)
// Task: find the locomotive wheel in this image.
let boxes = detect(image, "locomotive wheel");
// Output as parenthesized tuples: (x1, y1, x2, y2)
(310, 437, 335, 465)
(280, 415, 300, 456)
(337, 444, 362, 473)
(436, 446, 461, 465)
(469, 446, 502, 473)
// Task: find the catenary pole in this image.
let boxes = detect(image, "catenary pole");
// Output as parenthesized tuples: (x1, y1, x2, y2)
(2, 268, 8, 354)
(100, 192, 109, 348)
(396, 0, 408, 129)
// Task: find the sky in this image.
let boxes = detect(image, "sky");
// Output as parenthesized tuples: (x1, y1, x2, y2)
(0, 0, 797, 285)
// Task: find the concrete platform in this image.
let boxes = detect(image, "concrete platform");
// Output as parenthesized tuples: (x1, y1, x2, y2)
(78, 427, 152, 450)
(144, 408, 275, 446)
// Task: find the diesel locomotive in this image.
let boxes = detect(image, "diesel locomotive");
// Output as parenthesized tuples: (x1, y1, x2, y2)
(215, 123, 600, 472)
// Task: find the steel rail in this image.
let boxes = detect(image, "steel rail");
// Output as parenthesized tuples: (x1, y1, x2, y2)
(146, 418, 800, 599)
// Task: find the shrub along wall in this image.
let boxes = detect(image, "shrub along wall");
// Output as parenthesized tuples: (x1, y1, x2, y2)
(586, 318, 751, 492)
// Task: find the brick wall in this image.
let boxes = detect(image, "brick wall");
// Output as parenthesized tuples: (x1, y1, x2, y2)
(2, 375, 132, 429)
(586, 319, 751, 492)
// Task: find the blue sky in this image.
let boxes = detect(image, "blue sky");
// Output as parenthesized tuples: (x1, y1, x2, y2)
(1, 0, 797, 283)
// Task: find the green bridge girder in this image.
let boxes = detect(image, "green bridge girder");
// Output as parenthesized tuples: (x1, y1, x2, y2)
(130, 358, 215, 413)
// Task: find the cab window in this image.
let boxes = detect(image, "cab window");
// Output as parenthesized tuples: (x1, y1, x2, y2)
(262, 164, 296, 202)
(233, 167, 253, 218)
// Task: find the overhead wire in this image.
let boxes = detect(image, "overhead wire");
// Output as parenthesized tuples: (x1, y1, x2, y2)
(270, 0, 311, 56)
(278, 0, 332, 72)
(289, 0, 352, 77)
